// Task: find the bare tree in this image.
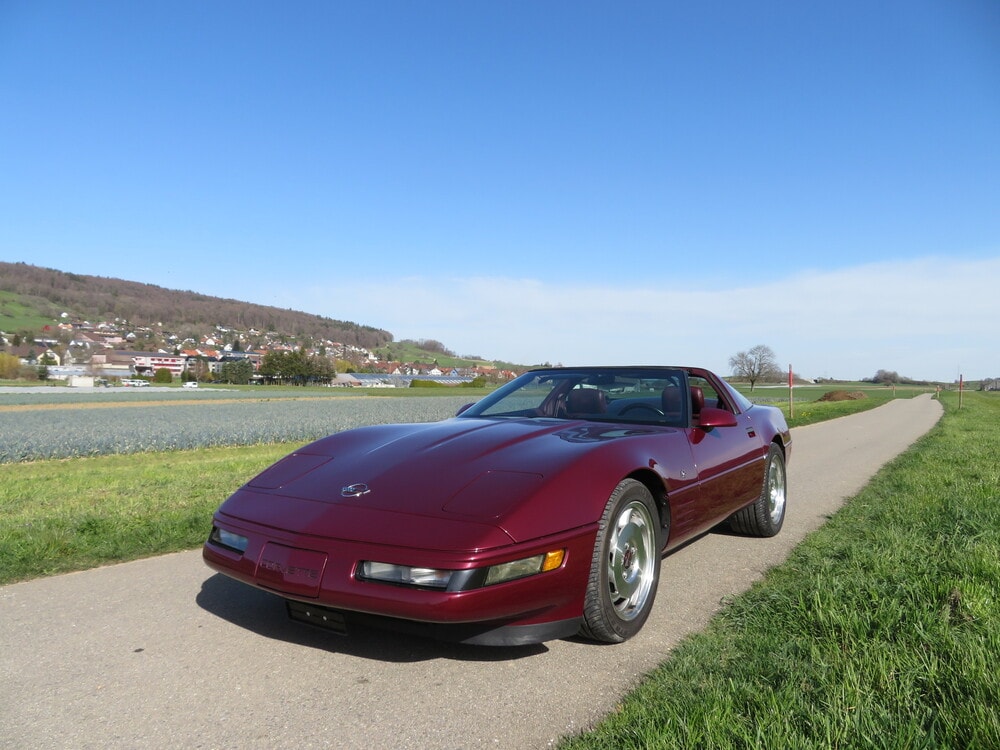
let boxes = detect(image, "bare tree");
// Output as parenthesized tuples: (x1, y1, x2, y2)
(871, 369, 900, 385)
(728, 344, 781, 391)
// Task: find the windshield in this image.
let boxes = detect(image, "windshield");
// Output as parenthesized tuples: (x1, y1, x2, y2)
(460, 368, 689, 426)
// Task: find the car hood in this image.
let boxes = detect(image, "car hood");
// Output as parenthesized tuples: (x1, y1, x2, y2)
(216, 417, 671, 547)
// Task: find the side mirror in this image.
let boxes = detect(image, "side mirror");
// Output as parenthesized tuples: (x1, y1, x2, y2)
(456, 403, 474, 416)
(696, 407, 738, 429)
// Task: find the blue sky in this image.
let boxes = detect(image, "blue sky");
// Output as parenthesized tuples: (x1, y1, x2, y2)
(2, 1, 998, 381)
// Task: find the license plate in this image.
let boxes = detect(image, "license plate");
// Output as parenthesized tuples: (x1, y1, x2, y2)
(286, 600, 348, 635)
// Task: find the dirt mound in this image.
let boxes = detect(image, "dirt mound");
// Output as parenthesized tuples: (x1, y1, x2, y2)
(818, 390, 867, 402)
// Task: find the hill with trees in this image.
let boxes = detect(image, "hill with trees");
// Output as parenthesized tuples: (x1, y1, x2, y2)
(0, 261, 391, 350)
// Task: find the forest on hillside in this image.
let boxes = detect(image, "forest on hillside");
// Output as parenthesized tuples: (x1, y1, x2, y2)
(0, 262, 392, 349)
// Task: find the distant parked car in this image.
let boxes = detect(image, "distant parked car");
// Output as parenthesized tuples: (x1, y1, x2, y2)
(183, 381, 199, 389)
(204, 366, 791, 646)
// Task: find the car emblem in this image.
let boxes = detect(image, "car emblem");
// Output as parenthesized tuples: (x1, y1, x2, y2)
(341, 483, 371, 498)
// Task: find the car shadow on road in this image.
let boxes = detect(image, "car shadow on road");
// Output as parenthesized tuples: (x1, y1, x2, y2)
(196, 573, 548, 663)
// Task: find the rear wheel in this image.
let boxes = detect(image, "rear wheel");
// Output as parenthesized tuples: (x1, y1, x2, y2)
(729, 443, 786, 537)
(580, 479, 662, 643)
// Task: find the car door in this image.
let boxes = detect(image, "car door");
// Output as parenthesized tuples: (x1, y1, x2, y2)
(684, 373, 766, 528)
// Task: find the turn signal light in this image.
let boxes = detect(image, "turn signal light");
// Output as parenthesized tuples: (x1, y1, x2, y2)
(541, 549, 565, 572)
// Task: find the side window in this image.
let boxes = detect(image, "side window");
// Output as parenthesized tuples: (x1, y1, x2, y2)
(688, 375, 729, 412)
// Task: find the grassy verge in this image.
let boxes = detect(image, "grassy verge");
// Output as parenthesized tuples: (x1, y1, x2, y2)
(560, 391, 1000, 748)
(782, 388, 902, 428)
(0, 443, 294, 583)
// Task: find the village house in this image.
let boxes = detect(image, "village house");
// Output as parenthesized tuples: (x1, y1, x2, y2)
(129, 352, 187, 378)
(6, 345, 62, 366)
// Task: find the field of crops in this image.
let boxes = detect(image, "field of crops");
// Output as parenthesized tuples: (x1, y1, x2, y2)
(1, 381, 927, 463)
(0, 394, 470, 462)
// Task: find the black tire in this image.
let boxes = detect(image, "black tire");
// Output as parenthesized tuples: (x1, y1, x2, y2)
(729, 443, 786, 537)
(579, 479, 662, 643)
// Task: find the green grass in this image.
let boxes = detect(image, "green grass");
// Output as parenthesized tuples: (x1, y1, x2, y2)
(0, 443, 293, 583)
(560, 391, 1000, 749)
(374, 339, 527, 370)
(374, 340, 494, 368)
(0, 290, 58, 332)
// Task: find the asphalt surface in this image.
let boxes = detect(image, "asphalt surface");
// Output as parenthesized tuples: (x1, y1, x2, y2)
(0, 394, 943, 750)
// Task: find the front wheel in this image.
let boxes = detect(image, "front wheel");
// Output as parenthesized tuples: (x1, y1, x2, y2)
(729, 443, 786, 537)
(580, 479, 662, 643)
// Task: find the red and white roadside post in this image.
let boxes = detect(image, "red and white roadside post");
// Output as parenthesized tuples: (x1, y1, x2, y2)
(788, 364, 794, 419)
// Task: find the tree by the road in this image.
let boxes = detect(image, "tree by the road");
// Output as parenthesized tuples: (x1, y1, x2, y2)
(728, 344, 781, 391)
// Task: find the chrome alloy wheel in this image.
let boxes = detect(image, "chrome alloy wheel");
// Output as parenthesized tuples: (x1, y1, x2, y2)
(767, 452, 787, 526)
(607, 499, 657, 621)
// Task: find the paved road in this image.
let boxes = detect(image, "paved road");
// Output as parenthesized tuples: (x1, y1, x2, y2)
(0, 395, 943, 750)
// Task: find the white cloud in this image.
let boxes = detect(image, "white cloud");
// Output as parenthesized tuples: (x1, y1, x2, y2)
(294, 256, 999, 382)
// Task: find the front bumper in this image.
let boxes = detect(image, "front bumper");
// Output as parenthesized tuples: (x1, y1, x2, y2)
(202, 515, 596, 645)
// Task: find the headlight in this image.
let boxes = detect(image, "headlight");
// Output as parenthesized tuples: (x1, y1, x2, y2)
(359, 561, 453, 589)
(359, 550, 565, 592)
(209, 526, 249, 553)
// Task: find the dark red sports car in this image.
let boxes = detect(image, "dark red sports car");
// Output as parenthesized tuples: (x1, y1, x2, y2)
(203, 366, 791, 646)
